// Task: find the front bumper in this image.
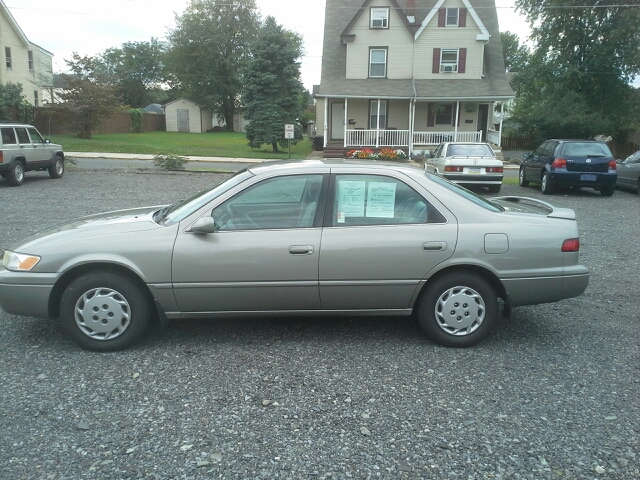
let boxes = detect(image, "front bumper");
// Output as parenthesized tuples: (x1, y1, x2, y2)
(0, 269, 55, 319)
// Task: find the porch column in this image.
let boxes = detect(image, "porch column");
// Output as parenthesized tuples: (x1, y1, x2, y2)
(409, 99, 414, 156)
(454, 101, 460, 141)
(376, 99, 381, 148)
(498, 101, 504, 148)
(323, 98, 328, 148)
(343, 98, 348, 148)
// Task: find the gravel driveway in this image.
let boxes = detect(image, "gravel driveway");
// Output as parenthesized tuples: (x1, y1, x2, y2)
(1, 169, 638, 479)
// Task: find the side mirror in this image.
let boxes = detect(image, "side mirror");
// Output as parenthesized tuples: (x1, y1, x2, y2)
(522, 152, 530, 158)
(616, 159, 623, 164)
(45, 139, 51, 144)
(189, 216, 219, 234)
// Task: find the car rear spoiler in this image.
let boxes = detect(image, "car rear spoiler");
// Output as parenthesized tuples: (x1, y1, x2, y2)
(493, 196, 576, 220)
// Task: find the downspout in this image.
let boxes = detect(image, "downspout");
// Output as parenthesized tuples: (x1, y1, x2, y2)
(454, 100, 460, 140)
(498, 101, 504, 148)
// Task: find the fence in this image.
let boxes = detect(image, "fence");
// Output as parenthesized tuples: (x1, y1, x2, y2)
(32, 109, 166, 136)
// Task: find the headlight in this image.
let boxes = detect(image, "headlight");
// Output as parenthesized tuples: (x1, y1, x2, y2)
(2, 250, 41, 271)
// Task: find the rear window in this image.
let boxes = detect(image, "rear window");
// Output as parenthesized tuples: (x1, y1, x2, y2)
(447, 144, 494, 157)
(426, 173, 504, 212)
(560, 142, 612, 157)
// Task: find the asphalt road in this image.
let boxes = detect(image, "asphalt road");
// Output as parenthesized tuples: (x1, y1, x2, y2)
(0, 169, 638, 479)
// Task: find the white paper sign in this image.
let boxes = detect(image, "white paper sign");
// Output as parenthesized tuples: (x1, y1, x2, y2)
(337, 180, 366, 221)
(366, 182, 396, 218)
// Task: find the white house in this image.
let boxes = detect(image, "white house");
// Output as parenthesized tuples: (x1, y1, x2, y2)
(0, 1, 53, 107)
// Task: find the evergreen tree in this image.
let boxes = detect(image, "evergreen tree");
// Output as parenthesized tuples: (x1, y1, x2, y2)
(242, 16, 305, 152)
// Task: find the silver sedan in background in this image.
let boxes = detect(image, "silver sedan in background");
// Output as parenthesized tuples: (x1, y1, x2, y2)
(0, 161, 589, 351)
(616, 150, 640, 193)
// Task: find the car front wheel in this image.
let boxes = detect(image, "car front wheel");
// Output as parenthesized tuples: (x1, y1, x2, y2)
(416, 272, 499, 347)
(541, 172, 554, 195)
(48, 155, 65, 179)
(59, 270, 152, 351)
(7, 161, 25, 186)
(518, 166, 529, 187)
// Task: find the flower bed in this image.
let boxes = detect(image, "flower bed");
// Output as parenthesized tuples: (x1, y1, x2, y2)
(346, 148, 408, 161)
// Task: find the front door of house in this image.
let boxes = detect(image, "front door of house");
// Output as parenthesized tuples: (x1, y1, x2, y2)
(177, 109, 189, 132)
(331, 102, 344, 140)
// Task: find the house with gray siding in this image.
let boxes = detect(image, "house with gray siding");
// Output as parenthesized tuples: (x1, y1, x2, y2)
(315, 0, 514, 155)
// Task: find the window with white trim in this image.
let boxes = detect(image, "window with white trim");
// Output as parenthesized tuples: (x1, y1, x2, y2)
(440, 49, 459, 72)
(369, 49, 387, 78)
(28, 51, 34, 71)
(446, 8, 459, 26)
(369, 100, 387, 129)
(5, 47, 12, 69)
(34, 91, 39, 107)
(370, 8, 389, 28)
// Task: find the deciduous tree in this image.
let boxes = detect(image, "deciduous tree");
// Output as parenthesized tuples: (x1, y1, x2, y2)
(500, 32, 529, 73)
(167, 0, 260, 131)
(58, 54, 121, 139)
(242, 16, 305, 152)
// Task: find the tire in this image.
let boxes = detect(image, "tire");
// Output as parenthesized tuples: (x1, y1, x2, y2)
(48, 155, 64, 179)
(540, 172, 554, 195)
(7, 161, 25, 186)
(59, 270, 151, 351)
(416, 272, 499, 347)
(600, 186, 614, 197)
(518, 166, 529, 187)
(487, 184, 501, 194)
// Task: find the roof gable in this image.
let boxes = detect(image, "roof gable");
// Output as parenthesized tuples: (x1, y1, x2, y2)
(0, 0, 31, 47)
(415, 0, 489, 40)
(341, 0, 415, 41)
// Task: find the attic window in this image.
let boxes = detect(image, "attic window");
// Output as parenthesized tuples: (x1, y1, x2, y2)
(370, 8, 389, 28)
(5, 47, 11, 69)
(446, 8, 459, 26)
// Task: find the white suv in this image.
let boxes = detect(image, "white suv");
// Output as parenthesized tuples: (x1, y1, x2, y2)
(0, 123, 65, 186)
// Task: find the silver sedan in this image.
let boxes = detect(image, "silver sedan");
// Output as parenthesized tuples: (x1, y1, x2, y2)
(0, 161, 589, 351)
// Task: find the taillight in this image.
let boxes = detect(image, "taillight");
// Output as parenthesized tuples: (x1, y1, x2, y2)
(551, 158, 567, 169)
(444, 166, 463, 172)
(609, 160, 616, 170)
(561, 238, 580, 252)
(486, 167, 503, 173)
(0, 151, 3, 162)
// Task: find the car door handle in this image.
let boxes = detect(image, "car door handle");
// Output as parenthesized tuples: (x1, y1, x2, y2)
(289, 245, 314, 255)
(423, 242, 446, 251)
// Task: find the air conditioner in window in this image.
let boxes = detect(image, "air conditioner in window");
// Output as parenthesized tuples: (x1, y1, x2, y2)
(441, 65, 458, 73)
(372, 18, 388, 28)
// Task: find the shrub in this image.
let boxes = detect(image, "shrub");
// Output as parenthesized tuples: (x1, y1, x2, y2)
(153, 153, 188, 170)
(129, 108, 144, 133)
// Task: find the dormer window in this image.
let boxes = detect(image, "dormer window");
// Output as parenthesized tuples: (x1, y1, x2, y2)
(370, 8, 389, 28)
(446, 8, 459, 26)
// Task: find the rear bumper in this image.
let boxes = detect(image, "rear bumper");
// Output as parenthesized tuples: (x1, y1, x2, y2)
(503, 265, 589, 307)
(443, 173, 503, 185)
(549, 171, 616, 188)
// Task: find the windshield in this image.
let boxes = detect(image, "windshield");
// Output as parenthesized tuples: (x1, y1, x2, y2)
(447, 144, 494, 157)
(162, 170, 254, 225)
(426, 173, 504, 212)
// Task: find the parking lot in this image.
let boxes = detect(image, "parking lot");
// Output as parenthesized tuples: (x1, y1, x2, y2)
(1, 168, 638, 479)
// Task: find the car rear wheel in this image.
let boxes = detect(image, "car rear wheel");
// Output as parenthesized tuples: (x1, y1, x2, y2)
(59, 270, 151, 351)
(600, 186, 615, 197)
(518, 167, 529, 187)
(416, 272, 499, 347)
(7, 161, 25, 186)
(487, 185, 501, 194)
(48, 155, 64, 179)
(540, 172, 554, 195)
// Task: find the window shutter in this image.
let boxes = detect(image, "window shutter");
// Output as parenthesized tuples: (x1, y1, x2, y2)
(458, 48, 467, 73)
(459, 9, 467, 27)
(438, 9, 446, 27)
(432, 48, 441, 74)
(427, 103, 434, 127)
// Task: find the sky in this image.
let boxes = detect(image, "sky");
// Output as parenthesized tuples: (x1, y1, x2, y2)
(7, 0, 533, 91)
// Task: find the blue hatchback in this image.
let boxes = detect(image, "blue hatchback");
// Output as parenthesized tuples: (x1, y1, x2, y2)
(519, 140, 617, 196)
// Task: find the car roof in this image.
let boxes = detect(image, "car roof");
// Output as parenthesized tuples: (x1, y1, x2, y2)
(247, 159, 425, 176)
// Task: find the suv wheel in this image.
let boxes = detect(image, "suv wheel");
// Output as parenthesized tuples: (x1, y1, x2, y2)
(541, 172, 554, 195)
(8, 161, 25, 186)
(48, 155, 65, 179)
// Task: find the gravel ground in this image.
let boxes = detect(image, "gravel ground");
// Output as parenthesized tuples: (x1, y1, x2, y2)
(1, 169, 638, 480)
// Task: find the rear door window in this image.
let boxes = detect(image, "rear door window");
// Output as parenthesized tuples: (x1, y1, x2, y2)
(15, 128, 31, 145)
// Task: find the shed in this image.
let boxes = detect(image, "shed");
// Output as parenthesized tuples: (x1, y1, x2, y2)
(163, 98, 212, 133)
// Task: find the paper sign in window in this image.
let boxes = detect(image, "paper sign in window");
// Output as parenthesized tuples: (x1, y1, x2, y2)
(366, 182, 396, 218)
(337, 181, 366, 222)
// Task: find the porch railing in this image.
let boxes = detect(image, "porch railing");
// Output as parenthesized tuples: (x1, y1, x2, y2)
(486, 129, 500, 146)
(345, 129, 410, 148)
(412, 131, 482, 145)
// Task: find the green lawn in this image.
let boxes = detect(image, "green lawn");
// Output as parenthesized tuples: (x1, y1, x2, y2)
(50, 132, 314, 160)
